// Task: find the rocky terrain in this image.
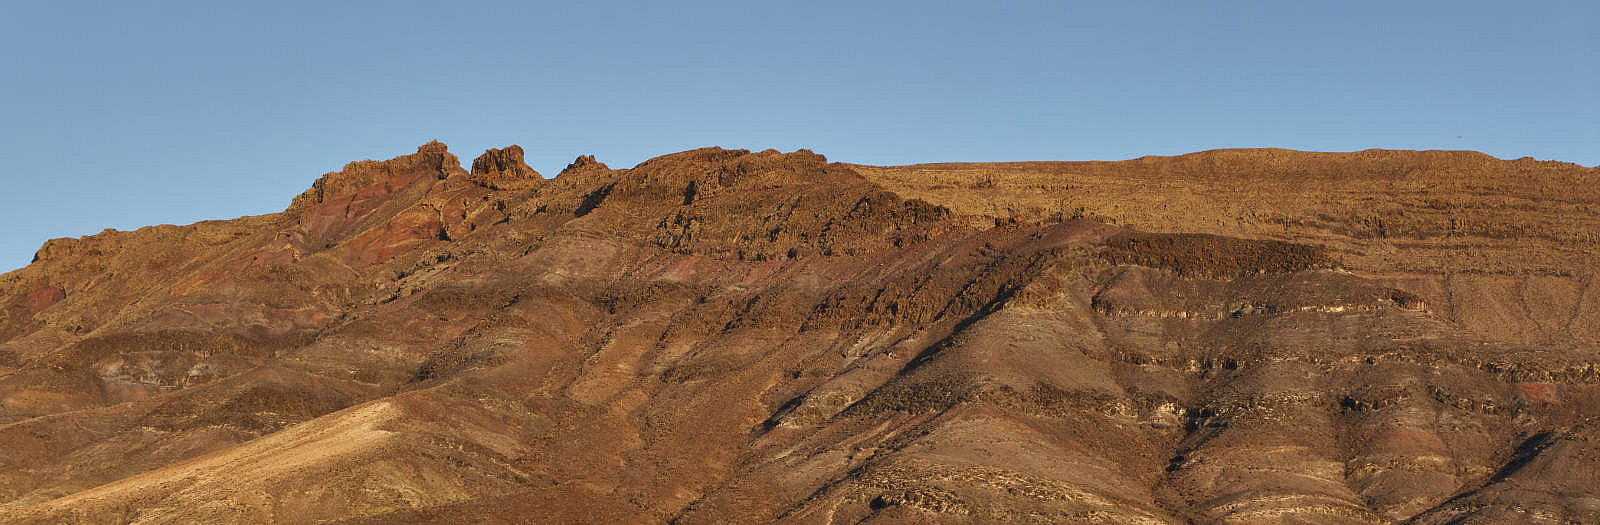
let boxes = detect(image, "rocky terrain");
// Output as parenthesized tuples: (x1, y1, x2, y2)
(0, 142, 1595, 524)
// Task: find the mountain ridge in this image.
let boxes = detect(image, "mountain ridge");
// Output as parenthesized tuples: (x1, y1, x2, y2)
(0, 143, 1595, 523)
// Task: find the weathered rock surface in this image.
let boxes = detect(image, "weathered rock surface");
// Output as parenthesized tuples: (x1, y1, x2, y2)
(0, 144, 1595, 523)
(469, 145, 541, 190)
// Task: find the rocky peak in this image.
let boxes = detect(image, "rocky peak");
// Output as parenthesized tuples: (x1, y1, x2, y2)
(557, 154, 609, 177)
(465, 145, 542, 190)
(289, 141, 464, 210)
(470, 145, 540, 179)
(415, 140, 448, 154)
(626, 147, 832, 197)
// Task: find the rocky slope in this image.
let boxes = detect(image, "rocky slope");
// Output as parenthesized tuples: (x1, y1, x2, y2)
(0, 143, 1595, 524)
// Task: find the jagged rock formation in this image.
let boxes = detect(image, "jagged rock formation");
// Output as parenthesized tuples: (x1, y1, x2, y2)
(0, 143, 1595, 524)
(558, 154, 609, 178)
(468, 145, 541, 190)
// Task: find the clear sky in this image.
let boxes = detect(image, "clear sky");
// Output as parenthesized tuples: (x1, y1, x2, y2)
(2, 1, 1595, 271)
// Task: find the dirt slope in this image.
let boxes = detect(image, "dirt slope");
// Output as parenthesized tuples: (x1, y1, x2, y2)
(0, 144, 1595, 524)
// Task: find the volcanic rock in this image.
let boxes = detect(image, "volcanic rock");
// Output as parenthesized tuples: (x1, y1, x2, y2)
(557, 154, 608, 177)
(0, 143, 1596, 524)
(467, 145, 541, 190)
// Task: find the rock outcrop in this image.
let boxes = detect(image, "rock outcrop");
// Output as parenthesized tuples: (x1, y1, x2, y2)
(557, 153, 608, 177)
(467, 145, 541, 190)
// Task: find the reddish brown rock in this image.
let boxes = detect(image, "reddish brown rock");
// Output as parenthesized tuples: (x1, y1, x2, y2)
(557, 153, 608, 177)
(0, 144, 1595, 524)
(467, 145, 541, 190)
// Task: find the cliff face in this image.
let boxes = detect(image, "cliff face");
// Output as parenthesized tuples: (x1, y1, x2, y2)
(0, 143, 1595, 524)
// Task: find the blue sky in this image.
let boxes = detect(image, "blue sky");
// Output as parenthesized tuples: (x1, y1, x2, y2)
(2, 1, 1595, 271)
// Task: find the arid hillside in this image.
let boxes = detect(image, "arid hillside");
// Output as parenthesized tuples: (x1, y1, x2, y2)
(0, 143, 1595, 524)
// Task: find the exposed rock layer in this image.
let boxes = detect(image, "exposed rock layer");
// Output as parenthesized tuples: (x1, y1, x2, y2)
(0, 144, 1595, 523)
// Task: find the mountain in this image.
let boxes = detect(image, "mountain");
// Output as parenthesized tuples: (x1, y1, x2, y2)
(0, 142, 1596, 524)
